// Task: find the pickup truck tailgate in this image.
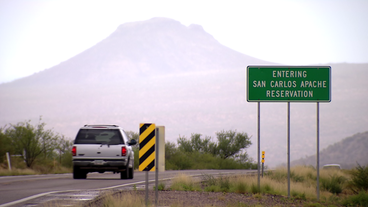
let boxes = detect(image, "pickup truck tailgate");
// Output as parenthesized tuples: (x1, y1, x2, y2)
(75, 144, 124, 158)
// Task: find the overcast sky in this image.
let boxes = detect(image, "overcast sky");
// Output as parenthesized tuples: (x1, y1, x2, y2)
(0, 0, 367, 83)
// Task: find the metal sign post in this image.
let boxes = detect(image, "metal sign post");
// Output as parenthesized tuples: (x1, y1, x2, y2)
(287, 102, 291, 198)
(145, 171, 148, 206)
(155, 127, 159, 206)
(257, 102, 260, 191)
(317, 102, 320, 199)
(262, 151, 265, 177)
(6, 152, 11, 170)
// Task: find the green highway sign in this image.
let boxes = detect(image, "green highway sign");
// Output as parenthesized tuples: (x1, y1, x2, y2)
(247, 66, 331, 102)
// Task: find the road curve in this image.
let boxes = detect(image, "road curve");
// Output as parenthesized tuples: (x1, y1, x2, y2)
(0, 169, 255, 207)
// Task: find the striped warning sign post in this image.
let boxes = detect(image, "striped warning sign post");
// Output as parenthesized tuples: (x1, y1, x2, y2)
(139, 123, 156, 171)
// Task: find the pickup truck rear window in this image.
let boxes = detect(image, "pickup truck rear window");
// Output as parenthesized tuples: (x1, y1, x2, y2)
(74, 129, 124, 145)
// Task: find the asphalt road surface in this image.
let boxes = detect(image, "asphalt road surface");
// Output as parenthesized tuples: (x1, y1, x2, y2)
(0, 169, 255, 207)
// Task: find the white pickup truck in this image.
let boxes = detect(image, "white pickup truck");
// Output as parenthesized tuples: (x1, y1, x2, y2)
(72, 125, 137, 179)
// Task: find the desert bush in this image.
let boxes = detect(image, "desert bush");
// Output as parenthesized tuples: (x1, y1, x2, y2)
(265, 167, 288, 182)
(218, 176, 231, 192)
(170, 173, 201, 191)
(250, 183, 260, 194)
(348, 163, 368, 193)
(233, 181, 248, 194)
(320, 174, 346, 195)
(98, 191, 146, 207)
(0, 167, 37, 176)
(0, 118, 72, 172)
(204, 185, 222, 192)
(165, 148, 256, 170)
(0, 127, 13, 164)
(153, 182, 166, 191)
(290, 171, 305, 183)
(341, 190, 368, 207)
(265, 166, 341, 199)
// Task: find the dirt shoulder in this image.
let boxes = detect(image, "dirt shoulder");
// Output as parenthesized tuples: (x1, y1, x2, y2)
(111, 190, 329, 207)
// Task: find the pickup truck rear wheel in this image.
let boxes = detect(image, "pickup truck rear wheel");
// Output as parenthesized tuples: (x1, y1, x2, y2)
(73, 166, 87, 179)
(120, 161, 129, 179)
(128, 162, 134, 179)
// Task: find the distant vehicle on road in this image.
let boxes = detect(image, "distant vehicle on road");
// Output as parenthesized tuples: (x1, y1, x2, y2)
(72, 124, 137, 179)
(322, 164, 341, 170)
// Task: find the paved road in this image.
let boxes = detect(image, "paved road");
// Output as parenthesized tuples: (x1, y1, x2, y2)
(0, 169, 255, 207)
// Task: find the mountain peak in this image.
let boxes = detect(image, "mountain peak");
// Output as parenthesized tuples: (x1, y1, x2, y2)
(111, 17, 214, 41)
(113, 17, 183, 36)
(188, 23, 204, 31)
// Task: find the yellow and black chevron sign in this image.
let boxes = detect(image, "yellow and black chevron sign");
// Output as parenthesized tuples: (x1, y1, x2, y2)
(139, 123, 156, 171)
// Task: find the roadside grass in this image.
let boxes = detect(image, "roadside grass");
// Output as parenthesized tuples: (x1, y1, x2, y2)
(29, 164, 362, 207)
(167, 170, 336, 202)
(85, 191, 146, 207)
(12, 164, 366, 207)
(0, 167, 38, 176)
(166, 166, 357, 206)
(0, 164, 71, 176)
(0, 154, 72, 176)
(170, 173, 202, 191)
(70, 165, 368, 207)
(201, 173, 329, 200)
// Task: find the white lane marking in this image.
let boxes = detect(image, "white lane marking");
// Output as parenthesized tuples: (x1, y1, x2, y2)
(0, 180, 151, 207)
(0, 172, 233, 206)
(0, 191, 61, 207)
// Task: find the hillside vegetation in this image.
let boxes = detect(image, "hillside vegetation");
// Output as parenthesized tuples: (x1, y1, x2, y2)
(291, 131, 368, 169)
(1, 119, 256, 175)
(0, 118, 72, 175)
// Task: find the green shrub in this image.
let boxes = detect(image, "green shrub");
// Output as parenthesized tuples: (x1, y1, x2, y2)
(202, 174, 231, 192)
(266, 169, 287, 182)
(341, 191, 368, 207)
(291, 190, 306, 200)
(170, 174, 201, 192)
(60, 151, 72, 168)
(191, 152, 220, 169)
(290, 171, 305, 183)
(303, 203, 323, 207)
(320, 174, 346, 195)
(153, 182, 166, 191)
(201, 174, 217, 186)
(165, 148, 256, 170)
(291, 190, 298, 197)
(306, 171, 315, 180)
(166, 150, 194, 170)
(349, 163, 368, 194)
(233, 182, 247, 194)
(204, 185, 222, 192)
(250, 183, 260, 194)
(218, 176, 230, 192)
(262, 183, 273, 194)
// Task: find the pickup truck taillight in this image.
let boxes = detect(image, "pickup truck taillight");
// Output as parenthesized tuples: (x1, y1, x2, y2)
(121, 146, 127, 156)
(72, 146, 76, 156)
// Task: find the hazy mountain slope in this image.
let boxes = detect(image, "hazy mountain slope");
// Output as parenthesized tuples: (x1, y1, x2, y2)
(0, 18, 367, 166)
(5, 17, 266, 86)
(291, 131, 368, 169)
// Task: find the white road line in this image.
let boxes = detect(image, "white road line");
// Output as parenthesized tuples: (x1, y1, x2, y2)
(0, 179, 156, 207)
(0, 172, 232, 207)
